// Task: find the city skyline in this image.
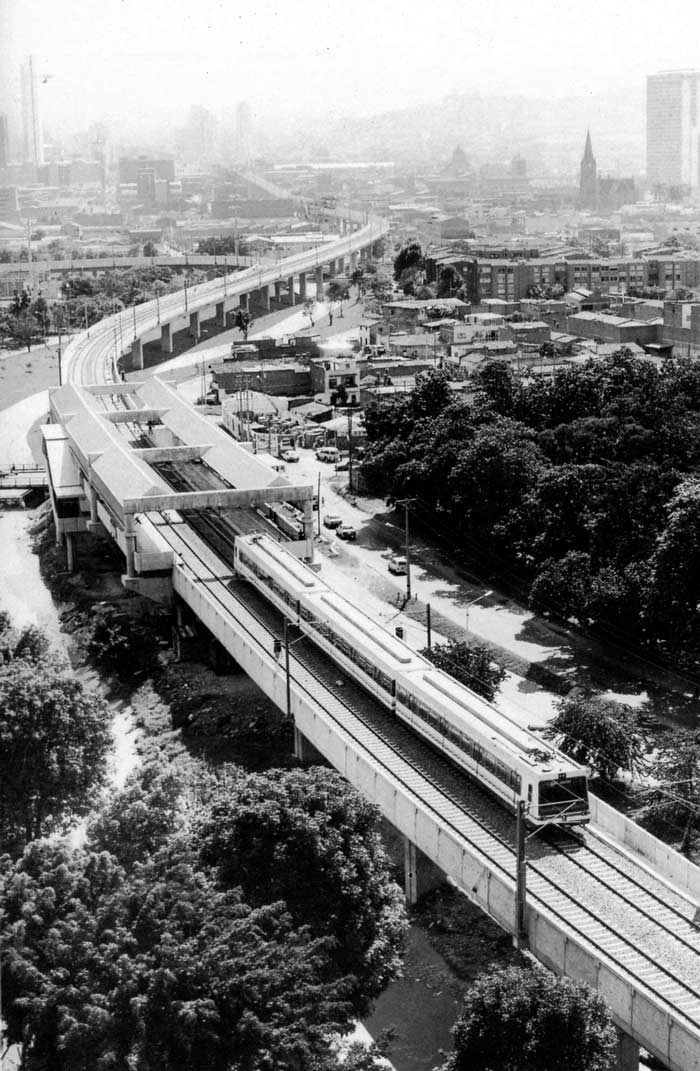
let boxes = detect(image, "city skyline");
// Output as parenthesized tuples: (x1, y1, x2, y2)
(2, 0, 700, 154)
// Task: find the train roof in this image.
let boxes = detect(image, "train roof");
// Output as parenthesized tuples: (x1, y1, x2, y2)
(411, 667, 582, 775)
(316, 590, 424, 670)
(237, 532, 324, 592)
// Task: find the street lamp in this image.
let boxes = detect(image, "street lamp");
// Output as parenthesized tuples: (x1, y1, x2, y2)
(465, 590, 493, 635)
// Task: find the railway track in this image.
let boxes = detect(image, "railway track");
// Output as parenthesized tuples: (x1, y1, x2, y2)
(155, 509, 700, 1029)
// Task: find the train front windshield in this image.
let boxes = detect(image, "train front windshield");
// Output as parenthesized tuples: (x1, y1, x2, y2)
(537, 777, 589, 821)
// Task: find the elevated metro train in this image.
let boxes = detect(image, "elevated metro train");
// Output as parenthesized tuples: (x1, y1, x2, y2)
(234, 533, 590, 827)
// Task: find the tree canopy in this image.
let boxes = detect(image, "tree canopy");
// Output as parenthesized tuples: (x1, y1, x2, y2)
(197, 766, 407, 1016)
(0, 656, 111, 854)
(360, 354, 700, 673)
(0, 839, 356, 1071)
(393, 239, 424, 281)
(440, 965, 616, 1071)
(543, 690, 646, 782)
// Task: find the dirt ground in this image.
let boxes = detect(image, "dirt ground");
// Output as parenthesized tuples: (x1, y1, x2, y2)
(0, 341, 62, 409)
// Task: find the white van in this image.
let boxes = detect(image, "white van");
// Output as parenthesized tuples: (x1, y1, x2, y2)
(316, 446, 340, 463)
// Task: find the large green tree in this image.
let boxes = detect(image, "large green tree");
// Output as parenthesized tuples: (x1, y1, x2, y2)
(197, 766, 407, 1016)
(392, 239, 424, 281)
(543, 690, 646, 782)
(644, 730, 700, 854)
(0, 840, 357, 1071)
(0, 658, 110, 853)
(440, 966, 616, 1071)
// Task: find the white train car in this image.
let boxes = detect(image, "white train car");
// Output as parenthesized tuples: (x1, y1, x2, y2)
(233, 533, 590, 827)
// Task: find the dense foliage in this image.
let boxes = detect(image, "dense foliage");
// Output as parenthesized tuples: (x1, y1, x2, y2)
(362, 355, 700, 671)
(440, 965, 616, 1071)
(543, 690, 646, 782)
(2, 765, 407, 1069)
(0, 654, 110, 854)
(0, 840, 355, 1071)
(197, 766, 407, 1017)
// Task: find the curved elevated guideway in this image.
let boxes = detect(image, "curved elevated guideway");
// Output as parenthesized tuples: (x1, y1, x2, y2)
(61, 215, 385, 387)
(47, 208, 700, 1071)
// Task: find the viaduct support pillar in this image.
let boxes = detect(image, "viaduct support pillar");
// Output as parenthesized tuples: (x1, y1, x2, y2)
(403, 836, 444, 906)
(315, 266, 324, 299)
(299, 272, 307, 301)
(215, 301, 225, 327)
(274, 281, 283, 303)
(287, 276, 296, 305)
(336, 256, 345, 274)
(293, 726, 325, 763)
(239, 292, 249, 312)
(131, 338, 143, 370)
(124, 512, 137, 580)
(160, 321, 173, 354)
(615, 1031, 639, 1071)
(350, 251, 358, 271)
(259, 285, 270, 312)
(65, 532, 76, 573)
(189, 310, 200, 340)
(88, 484, 100, 532)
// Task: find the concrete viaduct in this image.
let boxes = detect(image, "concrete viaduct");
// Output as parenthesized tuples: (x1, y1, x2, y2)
(42, 209, 700, 1071)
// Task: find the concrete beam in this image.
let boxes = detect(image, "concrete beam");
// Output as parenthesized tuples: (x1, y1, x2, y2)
(259, 285, 270, 311)
(124, 484, 315, 514)
(274, 281, 283, 302)
(299, 272, 307, 300)
(103, 409, 167, 424)
(287, 276, 296, 305)
(189, 310, 200, 339)
(131, 338, 144, 370)
(315, 266, 324, 299)
(132, 445, 213, 463)
(215, 302, 225, 327)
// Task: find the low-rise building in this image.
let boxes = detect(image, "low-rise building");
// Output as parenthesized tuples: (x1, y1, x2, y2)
(309, 356, 360, 405)
(566, 311, 661, 346)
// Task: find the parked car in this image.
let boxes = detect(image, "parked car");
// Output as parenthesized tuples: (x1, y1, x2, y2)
(336, 524, 357, 541)
(388, 556, 408, 575)
(316, 446, 340, 463)
(280, 449, 300, 463)
(323, 513, 342, 529)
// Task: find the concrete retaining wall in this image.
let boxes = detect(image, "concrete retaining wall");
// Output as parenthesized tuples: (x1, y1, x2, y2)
(591, 794, 700, 900)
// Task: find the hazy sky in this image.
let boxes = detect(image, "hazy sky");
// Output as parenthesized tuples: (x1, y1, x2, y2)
(2, 0, 700, 139)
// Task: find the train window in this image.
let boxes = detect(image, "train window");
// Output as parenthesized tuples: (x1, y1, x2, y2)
(538, 777, 589, 819)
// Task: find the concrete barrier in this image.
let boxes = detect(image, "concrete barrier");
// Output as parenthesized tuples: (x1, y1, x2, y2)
(590, 793, 700, 900)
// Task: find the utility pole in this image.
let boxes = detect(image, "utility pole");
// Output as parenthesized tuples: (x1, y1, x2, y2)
(396, 498, 416, 602)
(514, 800, 527, 950)
(284, 617, 291, 720)
(317, 472, 321, 536)
(347, 407, 354, 490)
(57, 327, 62, 387)
(426, 603, 432, 649)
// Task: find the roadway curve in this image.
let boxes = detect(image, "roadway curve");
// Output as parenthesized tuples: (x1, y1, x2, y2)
(62, 216, 387, 387)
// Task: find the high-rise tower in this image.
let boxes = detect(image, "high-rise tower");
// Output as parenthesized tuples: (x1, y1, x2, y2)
(647, 70, 700, 192)
(20, 55, 44, 168)
(579, 129, 598, 209)
(0, 114, 9, 169)
(235, 101, 252, 167)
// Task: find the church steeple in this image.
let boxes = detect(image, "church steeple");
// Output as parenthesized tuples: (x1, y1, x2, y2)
(580, 129, 598, 209)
